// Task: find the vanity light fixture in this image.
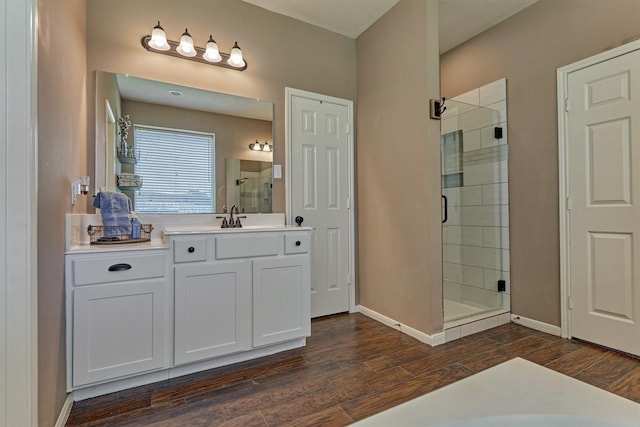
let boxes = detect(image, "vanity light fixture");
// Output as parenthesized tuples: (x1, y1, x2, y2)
(249, 140, 272, 152)
(71, 176, 91, 205)
(141, 21, 247, 71)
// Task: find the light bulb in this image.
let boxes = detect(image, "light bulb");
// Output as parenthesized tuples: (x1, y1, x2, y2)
(227, 41, 245, 68)
(177, 29, 196, 57)
(203, 35, 222, 62)
(149, 21, 170, 51)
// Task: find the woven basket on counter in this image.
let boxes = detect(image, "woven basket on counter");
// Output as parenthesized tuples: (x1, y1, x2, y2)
(87, 224, 153, 245)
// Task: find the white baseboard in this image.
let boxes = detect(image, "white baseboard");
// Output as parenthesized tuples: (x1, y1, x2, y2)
(55, 393, 74, 427)
(511, 313, 562, 336)
(356, 305, 445, 346)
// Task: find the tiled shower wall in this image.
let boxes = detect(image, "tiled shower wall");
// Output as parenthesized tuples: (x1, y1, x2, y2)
(442, 78, 510, 313)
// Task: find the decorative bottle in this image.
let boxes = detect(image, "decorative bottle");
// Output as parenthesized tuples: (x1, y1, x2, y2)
(130, 211, 141, 239)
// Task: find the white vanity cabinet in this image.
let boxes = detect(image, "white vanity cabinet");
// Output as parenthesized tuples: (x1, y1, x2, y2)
(65, 222, 311, 399)
(66, 250, 169, 388)
(168, 229, 311, 363)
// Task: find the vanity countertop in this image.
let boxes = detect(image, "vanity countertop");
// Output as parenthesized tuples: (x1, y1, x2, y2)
(162, 225, 313, 235)
(66, 237, 168, 254)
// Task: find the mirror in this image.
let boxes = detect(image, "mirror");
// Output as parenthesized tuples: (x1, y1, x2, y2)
(95, 71, 273, 214)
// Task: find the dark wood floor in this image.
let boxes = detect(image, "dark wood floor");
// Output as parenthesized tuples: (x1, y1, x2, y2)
(66, 313, 640, 426)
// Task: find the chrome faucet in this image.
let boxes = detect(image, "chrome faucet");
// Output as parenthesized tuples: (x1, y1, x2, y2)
(229, 205, 246, 228)
(215, 204, 235, 228)
(217, 205, 245, 228)
(229, 204, 238, 224)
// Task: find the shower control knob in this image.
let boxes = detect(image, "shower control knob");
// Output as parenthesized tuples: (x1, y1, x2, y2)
(295, 216, 304, 226)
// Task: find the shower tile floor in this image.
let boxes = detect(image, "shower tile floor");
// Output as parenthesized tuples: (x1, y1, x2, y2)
(444, 299, 492, 322)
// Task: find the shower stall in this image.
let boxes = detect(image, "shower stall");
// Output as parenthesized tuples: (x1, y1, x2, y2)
(440, 94, 510, 328)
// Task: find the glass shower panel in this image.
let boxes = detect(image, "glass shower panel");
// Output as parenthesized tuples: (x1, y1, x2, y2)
(441, 100, 508, 323)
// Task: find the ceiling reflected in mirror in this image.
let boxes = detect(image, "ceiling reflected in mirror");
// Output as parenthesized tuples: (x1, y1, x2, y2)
(116, 75, 271, 121)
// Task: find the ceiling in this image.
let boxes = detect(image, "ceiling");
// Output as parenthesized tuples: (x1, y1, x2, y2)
(242, 0, 539, 52)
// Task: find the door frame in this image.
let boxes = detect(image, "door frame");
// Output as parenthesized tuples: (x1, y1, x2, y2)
(1, 0, 38, 424)
(557, 39, 640, 340)
(285, 87, 356, 314)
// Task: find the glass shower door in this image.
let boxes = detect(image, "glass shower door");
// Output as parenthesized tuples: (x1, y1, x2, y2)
(440, 100, 509, 323)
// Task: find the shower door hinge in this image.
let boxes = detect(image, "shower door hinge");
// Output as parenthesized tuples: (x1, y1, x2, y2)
(497, 279, 506, 292)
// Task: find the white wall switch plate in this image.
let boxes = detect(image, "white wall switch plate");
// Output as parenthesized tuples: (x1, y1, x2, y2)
(273, 164, 282, 179)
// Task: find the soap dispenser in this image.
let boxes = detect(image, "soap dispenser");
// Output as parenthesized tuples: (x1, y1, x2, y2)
(130, 211, 141, 239)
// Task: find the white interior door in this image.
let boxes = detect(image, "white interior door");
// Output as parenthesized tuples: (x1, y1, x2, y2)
(288, 89, 353, 318)
(567, 48, 640, 355)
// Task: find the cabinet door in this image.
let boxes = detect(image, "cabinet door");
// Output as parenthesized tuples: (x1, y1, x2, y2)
(253, 255, 311, 347)
(174, 261, 251, 365)
(73, 280, 166, 387)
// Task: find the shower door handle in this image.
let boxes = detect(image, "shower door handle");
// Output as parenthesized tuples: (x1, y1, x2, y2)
(442, 195, 448, 223)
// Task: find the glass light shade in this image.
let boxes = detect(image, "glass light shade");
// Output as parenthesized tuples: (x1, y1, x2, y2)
(177, 29, 196, 57)
(203, 35, 222, 62)
(250, 141, 262, 151)
(262, 142, 271, 152)
(149, 21, 170, 51)
(227, 41, 245, 68)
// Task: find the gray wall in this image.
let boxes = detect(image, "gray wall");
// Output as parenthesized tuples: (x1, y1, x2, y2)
(356, 0, 443, 334)
(37, 0, 87, 424)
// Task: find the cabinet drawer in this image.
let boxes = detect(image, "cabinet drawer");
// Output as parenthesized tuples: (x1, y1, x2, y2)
(174, 239, 208, 263)
(72, 253, 165, 286)
(216, 234, 280, 259)
(284, 233, 310, 254)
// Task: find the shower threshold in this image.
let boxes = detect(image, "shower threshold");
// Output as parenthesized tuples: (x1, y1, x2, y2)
(444, 299, 510, 340)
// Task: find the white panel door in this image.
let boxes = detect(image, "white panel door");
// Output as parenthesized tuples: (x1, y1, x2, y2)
(290, 93, 351, 317)
(174, 261, 251, 365)
(568, 48, 640, 355)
